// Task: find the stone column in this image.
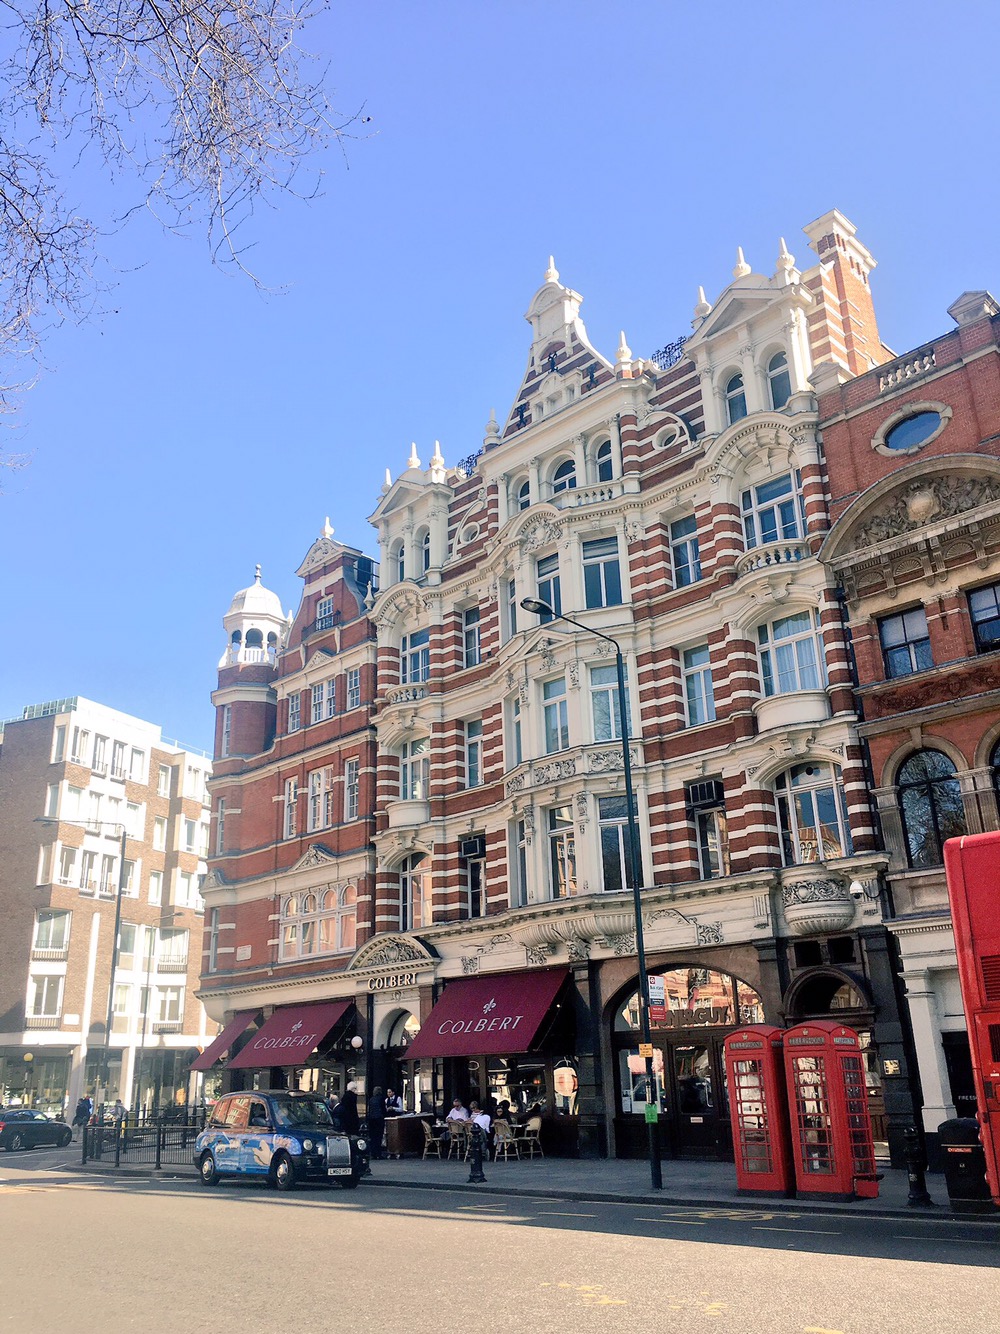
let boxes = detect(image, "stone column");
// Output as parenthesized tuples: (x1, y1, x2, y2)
(898, 963, 956, 1140)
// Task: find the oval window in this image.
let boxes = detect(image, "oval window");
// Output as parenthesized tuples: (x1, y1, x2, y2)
(883, 410, 941, 452)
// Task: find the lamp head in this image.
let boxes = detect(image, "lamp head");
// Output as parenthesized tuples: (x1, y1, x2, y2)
(520, 597, 552, 616)
(350, 1035, 364, 1051)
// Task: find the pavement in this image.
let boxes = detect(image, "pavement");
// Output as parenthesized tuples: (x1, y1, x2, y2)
(65, 1141, 1000, 1224)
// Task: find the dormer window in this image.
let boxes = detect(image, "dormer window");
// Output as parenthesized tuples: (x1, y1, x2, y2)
(552, 459, 577, 494)
(725, 373, 747, 425)
(596, 440, 614, 483)
(767, 352, 792, 410)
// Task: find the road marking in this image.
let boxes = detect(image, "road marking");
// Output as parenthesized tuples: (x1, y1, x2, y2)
(752, 1226, 839, 1235)
(537, 1210, 596, 1217)
(634, 1217, 707, 1226)
(895, 1235, 995, 1245)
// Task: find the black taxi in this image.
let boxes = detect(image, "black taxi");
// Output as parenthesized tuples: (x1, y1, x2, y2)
(194, 1091, 366, 1191)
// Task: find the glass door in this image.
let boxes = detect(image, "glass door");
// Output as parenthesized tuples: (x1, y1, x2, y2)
(670, 1042, 718, 1152)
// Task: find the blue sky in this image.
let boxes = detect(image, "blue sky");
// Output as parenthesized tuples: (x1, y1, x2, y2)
(1, 0, 997, 750)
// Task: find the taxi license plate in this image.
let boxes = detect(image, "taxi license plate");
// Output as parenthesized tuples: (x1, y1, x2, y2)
(327, 1167, 351, 1176)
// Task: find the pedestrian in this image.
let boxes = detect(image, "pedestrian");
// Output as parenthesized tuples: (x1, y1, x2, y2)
(326, 1091, 341, 1123)
(384, 1087, 403, 1116)
(338, 1081, 361, 1136)
(366, 1086, 386, 1159)
(72, 1097, 90, 1139)
(111, 1098, 126, 1126)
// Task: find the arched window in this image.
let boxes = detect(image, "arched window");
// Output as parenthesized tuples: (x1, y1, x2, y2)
(244, 628, 263, 648)
(767, 351, 792, 410)
(317, 885, 357, 953)
(774, 763, 852, 865)
(551, 459, 577, 494)
(514, 477, 531, 512)
(596, 439, 614, 483)
(757, 610, 826, 695)
(898, 750, 966, 868)
(391, 541, 405, 584)
(419, 529, 431, 573)
(400, 854, 430, 932)
(725, 373, 747, 425)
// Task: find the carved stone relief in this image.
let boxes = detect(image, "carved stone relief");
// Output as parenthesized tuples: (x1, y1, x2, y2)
(854, 476, 1000, 550)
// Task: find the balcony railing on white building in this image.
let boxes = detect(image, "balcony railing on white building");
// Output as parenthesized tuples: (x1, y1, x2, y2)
(735, 540, 807, 578)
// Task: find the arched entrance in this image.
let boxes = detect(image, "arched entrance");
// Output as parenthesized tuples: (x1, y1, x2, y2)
(783, 968, 887, 1151)
(373, 1007, 425, 1111)
(612, 966, 764, 1159)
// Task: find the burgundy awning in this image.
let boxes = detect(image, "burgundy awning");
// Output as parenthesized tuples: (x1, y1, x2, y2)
(227, 1000, 352, 1069)
(405, 969, 569, 1060)
(190, 1011, 260, 1071)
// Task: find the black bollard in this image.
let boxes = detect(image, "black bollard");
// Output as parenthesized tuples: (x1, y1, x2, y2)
(467, 1123, 487, 1184)
(903, 1125, 934, 1207)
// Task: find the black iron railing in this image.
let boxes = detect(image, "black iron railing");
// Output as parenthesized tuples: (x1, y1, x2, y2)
(649, 337, 688, 371)
(82, 1111, 208, 1169)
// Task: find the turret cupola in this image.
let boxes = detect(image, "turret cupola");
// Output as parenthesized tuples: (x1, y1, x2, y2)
(220, 565, 288, 669)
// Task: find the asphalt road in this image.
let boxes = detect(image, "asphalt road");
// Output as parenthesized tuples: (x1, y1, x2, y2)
(4, 1146, 1000, 1333)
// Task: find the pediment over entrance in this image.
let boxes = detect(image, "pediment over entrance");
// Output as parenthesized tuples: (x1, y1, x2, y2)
(345, 934, 438, 973)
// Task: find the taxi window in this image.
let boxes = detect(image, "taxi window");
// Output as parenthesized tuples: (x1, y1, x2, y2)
(209, 1098, 232, 1127)
(223, 1097, 250, 1129)
(248, 1101, 270, 1128)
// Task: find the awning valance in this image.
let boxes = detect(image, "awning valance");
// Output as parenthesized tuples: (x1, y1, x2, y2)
(190, 1010, 260, 1071)
(227, 1000, 352, 1069)
(405, 969, 569, 1060)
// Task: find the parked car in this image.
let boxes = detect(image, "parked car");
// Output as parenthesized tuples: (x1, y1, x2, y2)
(193, 1091, 366, 1191)
(0, 1109, 73, 1152)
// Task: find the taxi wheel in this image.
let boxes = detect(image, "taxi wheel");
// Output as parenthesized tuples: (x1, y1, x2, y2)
(273, 1153, 296, 1192)
(199, 1152, 219, 1186)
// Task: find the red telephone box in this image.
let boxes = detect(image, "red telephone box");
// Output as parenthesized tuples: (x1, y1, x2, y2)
(944, 831, 1000, 1206)
(783, 1021, 879, 1200)
(723, 1025, 794, 1196)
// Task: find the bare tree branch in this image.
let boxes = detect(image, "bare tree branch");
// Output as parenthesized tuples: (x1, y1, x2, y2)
(0, 1, 359, 428)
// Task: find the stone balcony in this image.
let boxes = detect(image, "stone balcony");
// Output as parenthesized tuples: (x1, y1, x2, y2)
(735, 539, 807, 579)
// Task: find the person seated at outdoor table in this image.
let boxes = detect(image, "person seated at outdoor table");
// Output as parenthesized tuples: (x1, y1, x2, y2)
(468, 1101, 491, 1133)
(446, 1098, 469, 1124)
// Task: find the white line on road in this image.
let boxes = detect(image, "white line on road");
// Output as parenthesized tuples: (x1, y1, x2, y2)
(634, 1217, 707, 1226)
(537, 1211, 596, 1218)
(894, 1235, 995, 1245)
(752, 1227, 839, 1235)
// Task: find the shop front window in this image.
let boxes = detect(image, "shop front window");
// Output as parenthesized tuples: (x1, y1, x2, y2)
(615, 968, 764, 1034)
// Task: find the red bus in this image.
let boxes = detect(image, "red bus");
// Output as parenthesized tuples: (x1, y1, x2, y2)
(943, 831, 1000, 1205)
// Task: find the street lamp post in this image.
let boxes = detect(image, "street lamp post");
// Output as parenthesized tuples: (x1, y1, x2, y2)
(37, 817, 129, 1115)
(521, 597, 662, 1190)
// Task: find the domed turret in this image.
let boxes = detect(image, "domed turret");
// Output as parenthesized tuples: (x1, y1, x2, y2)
(220, 565, 288, 668)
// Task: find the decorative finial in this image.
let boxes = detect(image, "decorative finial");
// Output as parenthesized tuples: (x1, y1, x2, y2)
(694, 285, 712, 318)
(254, 563, 262, 583)
(776, 236, 796, 280)
(430, 440, 444, 468)
(407, 442, 421, 470)
(616, 330, 632, 363)
(383, 467, 392, 492)
(544, 255, 559, 283)
(322, 517, 334, 539)
(733, 247, 751, 279)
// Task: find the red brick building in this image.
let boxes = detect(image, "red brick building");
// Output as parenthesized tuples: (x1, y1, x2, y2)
(819, 289, 1000, 1157)
(199, 537, 380, 1099)
(202, 213, 974, 1168)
